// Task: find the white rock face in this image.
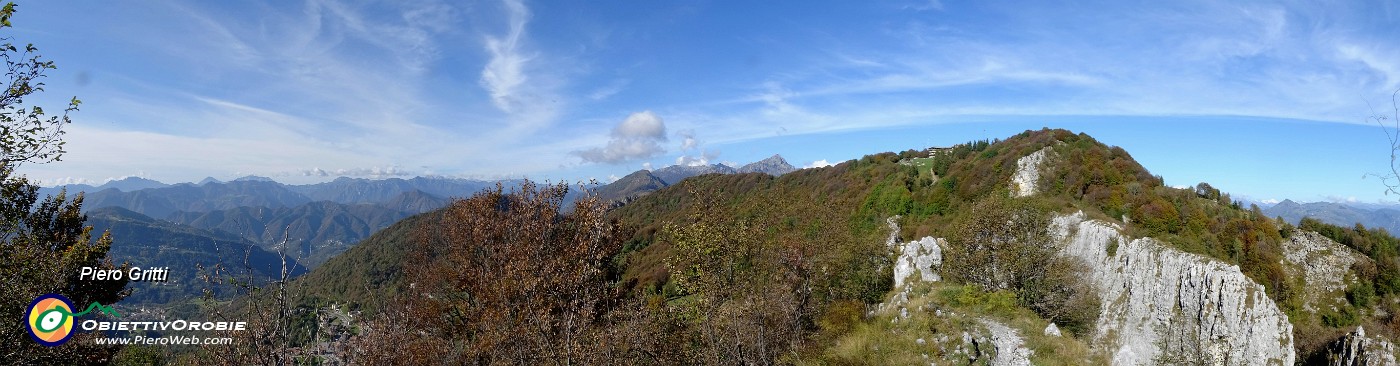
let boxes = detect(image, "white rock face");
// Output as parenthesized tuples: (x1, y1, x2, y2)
(1050, 212, 1294, 366)
(1010, 147, 1051, 197)
(982, 319, 1034, 366)
(1044, 323, 1062, 337)
(1281, 230, 1363, 313)
(1330, 326, 1400, 366)
(894, 236, 943, 288)
(885, 215, 902, 249)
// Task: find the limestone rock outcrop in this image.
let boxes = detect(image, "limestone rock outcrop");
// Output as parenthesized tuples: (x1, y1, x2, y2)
(1281, 230, 1364, 313)
(878, 219, 1032, 366)
(1051, 211, 1295, 365)
(1327, 326, 1399, 366)
(894, 236, 943, 288)
(1010, 147, 1051, 197)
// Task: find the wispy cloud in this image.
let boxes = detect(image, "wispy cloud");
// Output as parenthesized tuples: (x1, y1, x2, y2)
(468, 0, 569, 144)
(480, 0, 533, 113)
(901, 0, 944, 12)
(312, 0, 448, 73)
(589, 79, 629, 101)
(17, 0, 1400, 191)
(1337, 43, 1400, 90)
(671, 1, 1400, 149)
(16, 0, 483, 185)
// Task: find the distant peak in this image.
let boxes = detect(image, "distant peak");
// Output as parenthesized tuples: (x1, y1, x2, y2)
(233, 175, 275, 182)
(105, 176, 162, 184)
(95, 176, 170, 192)
(197, 177, 223, 185)
(617, 169, 664, 183)
(737, 154, 796, 176)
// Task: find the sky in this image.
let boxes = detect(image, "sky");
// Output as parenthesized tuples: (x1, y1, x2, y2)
(7, 1, 1400, 204)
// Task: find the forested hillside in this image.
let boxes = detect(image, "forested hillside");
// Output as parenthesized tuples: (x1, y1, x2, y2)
(86, 207, 303, 305)
(188, 128, 1400, 364)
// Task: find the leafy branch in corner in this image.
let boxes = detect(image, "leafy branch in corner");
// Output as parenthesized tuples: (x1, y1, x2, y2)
(1367, 89, 1400, 198)
(0, 2, 78, 168)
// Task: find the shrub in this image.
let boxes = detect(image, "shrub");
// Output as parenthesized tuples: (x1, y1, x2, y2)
(943, 195, 1100, 334)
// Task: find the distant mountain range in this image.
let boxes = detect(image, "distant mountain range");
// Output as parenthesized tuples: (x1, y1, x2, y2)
(651, 164, 738, 187)
(36, 177, 498, 277)
(1264, 199, 1400, 234)
(166, 191, 449, 267)
(41, 176, 501, 218)
(85, 207, 304, 305)
(44, 156, 796, 306)
(41, 176, 170, 194)
(598, 154, 798, 205)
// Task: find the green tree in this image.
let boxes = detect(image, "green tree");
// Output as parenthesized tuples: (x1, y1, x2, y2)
(660, 195, 811, 365)
(0, 3, 130, 363)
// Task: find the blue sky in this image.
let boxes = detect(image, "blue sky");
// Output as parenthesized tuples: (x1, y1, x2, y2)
(8, 1, 1400, 204)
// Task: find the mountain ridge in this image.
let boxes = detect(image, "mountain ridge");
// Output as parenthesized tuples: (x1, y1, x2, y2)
(1265, 198, 1400, 235)
(595, 154, 800, 206)
(85, 206, 305, 305)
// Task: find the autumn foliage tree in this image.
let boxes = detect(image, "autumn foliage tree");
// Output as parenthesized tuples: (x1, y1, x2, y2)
(356, 181, 624, 365)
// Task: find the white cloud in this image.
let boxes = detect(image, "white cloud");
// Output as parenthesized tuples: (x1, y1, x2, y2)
(296, 166, 414, 178)
(480, 0, 534, 113)
(673, 145, 719, 167)
(677, 129, 699, 151)
(1260, 198, 1281, 205)
(42, 177, 93, 187)
(613, 111, 667, 140)
(102, 172, 153, 183)
(804, 159, 834, 169)
(676, 153, 714, 167)
(1326, 195, 1360, 203)
(574, 111, 669, 164)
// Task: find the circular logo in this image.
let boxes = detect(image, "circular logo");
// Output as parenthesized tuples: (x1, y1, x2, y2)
(25, 294, 75, 347)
